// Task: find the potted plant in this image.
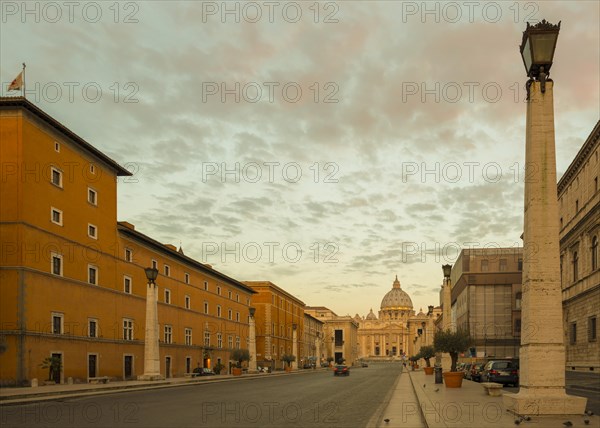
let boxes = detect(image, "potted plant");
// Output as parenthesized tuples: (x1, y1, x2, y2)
(230, 349, 250, 376)
(281, 354, 296, 372)
(433, 329, 472, 388)
(409, 355, 419, 370)
(326, 356, 334, 368)
(40, 356, 62, 384)
(419, 345, 436, 375)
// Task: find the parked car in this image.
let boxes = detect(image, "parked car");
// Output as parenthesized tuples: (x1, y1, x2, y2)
(481, 360, 519, 386)
(192, 367, 215, 376)
(462, 363, 472, 378)
(467, 363, 484, 382)
(333, 365, 350, 376)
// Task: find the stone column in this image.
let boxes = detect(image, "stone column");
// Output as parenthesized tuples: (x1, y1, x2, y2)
(292, 325, 298, 370)
(440, 276, 453, 371)
(138, 280, 163, 380)
(248, 309, 257, 373)
(503, 81, 586, 415)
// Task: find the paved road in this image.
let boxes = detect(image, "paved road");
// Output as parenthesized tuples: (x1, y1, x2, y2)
(0, 363, 403, 428)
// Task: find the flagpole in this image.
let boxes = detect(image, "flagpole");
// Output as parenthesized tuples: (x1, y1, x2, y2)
(22, 63, 26, 98)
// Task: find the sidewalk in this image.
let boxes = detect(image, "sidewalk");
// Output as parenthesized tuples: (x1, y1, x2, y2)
(401, 369, 599, 428)
(0, 369, 310, 405)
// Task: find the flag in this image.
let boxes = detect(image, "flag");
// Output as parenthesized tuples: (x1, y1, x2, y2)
(8, 71, 23, 91)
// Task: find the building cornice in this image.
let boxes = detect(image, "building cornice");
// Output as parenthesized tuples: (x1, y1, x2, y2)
(0, 96, 131, 176)
(557, 120, 600, 195)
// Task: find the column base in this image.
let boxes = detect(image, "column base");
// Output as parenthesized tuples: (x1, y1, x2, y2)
(503, 388, 587, 415)
(137, 374, 165, 381)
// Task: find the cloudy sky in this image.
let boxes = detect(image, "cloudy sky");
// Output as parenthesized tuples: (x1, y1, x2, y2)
(2, 1, 598, 317)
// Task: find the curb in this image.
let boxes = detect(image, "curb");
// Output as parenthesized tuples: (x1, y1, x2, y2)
(0, 369, 320, 406)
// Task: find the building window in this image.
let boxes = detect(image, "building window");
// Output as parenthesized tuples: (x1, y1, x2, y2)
(589, 317, 597, 342)
(204, 301, 209, 314)
(52, 313, 63, 334)
(236, 293, 239, 302)
(573, 251, 579, 281)
(51, 207, 63, 226)
(90, 163, 96, 174)
(569, 322, 577, 344)
(164, 265, 170, 277)
(204, 281, 208, 290)
(88, 318, 98, 338)
(164, 325, 172, 344)
(592, 236, 598, 271)
(185, 295, 190, 309)
(152, 259, 157, 269)
(185, 328, 192, 346)
(184, 273, 190, 284)
(481, 260, 489, 272)
(575, 199, 579, 212)
(125, 248, 132, 262)
(164, 289, 171, 304)
(228, 335, 233, 348)
(88, 188, 97, 205)
(594, 177, 598, 193)
(236, 336, 240, 349)
(236, 312, 240, 322)
(124, 276, 132, 294)
(217, 305, 221, 318)
(51, 167, 63, 188)
(228, 309, 232, 320)
(217, 333, 222, 348)
(51, 253, 63, 276)
(217, 286, 221, 295)
(515, 292, 522, 310)
(88, 265, 98, 285)
(123, 318, 134, 341)
(514, 319, 521, 335)
(228, 290, 232, 299)
(204, 331, 210, 346)
(88, 224, 97, 239)
(54, 141, 60, 152)
(499, 259, 507, 272)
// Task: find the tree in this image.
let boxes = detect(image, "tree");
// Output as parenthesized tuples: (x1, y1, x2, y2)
(281, 354, 296, 367)
(419, 345, 436, 367)
(230, 349, 250, 368)
(433, 329, 472, 372)
(40, 356, 62, 382)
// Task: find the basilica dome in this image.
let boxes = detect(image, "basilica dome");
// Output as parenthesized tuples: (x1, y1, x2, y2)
(380, 276, 413, 310)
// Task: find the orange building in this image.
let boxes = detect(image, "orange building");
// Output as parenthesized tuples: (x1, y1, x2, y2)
(0, 97, 255, 385)
(242, 281, 304, 370)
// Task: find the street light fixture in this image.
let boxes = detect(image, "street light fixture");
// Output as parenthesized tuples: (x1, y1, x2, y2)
(442, 264, 452, 279)
(144, 267, 158, 284)
(520, 20, 561, 93)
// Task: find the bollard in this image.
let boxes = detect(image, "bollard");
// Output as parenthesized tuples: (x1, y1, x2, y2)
(434, 365, 443, 384)
(31, 378, 38, 388)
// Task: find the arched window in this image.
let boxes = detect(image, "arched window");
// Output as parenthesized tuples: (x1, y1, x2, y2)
(573, 251, 579, 281)
(592, 236, 598, 271)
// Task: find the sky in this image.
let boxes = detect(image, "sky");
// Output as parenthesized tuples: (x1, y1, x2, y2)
(1, 1, 599, 317)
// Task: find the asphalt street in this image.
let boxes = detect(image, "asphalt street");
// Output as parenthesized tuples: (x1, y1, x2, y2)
(0, 363, 403, 428)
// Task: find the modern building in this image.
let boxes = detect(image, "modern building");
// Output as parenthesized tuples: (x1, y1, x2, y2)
(449, 248, 523, 360)
(0, 97, 255, 385)
(242, 281, 305, 370)
(558, 120, 600, 371)
(354, 276, 439, 360)
(304, 306, 359, 365)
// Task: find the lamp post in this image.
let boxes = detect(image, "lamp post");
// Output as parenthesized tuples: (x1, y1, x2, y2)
(441, 264, 452, 331)
(291, 323, 298, 370)
(503, 20, 586, 416)
(138, 267, 163, 380)
(248, 307, 257, 373)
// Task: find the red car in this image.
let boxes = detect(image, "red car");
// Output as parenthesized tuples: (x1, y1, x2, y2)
(333, 365, 349, 376)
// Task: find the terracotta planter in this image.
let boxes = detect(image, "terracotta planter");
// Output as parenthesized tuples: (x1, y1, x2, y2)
(285, 366, 292, 373)
(443, 371, 464, 388)
(423, 366, 434, 375)
(232, 368, 242, 376)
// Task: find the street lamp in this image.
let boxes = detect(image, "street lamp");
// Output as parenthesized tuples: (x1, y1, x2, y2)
(503, 20, 587, 416)
(442, 264, 452, 279)
(248, 307, 257, 372)
(138, 267, 163, 380)
(520, 20, 561, 93)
